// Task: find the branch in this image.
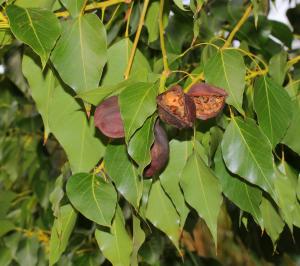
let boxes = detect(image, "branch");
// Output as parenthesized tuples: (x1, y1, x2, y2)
(124, 0, 150, 79)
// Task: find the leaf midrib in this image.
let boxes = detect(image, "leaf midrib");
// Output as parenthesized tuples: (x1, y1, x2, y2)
(232, 117, 276, 197)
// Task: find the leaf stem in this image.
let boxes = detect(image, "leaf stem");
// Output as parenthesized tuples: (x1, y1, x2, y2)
(222, 4, 253, 49)
(124, 0, 150, 79)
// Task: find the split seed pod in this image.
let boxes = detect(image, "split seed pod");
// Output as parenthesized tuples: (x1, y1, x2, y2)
(187, 83, 228, 120)
(157, 85, 196, 128)
(144, 121, 169, 177)
(94, 96, 125, 138)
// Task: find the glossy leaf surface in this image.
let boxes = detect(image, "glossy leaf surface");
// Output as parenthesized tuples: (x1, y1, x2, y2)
(7, 5, 61, 66)
(180, 151, 222, 245)
(51, 14, 107, 93)
(66, 173, 117, 226)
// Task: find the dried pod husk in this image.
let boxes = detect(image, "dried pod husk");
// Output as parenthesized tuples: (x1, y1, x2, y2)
(144, 121, 169, 177)
(94, 96, 125, 138)
(187, 83, 228, 120)
(157, 85, 196, 128)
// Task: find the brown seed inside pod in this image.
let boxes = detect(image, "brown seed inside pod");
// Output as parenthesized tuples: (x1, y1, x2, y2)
(94, 96, 125, 138)
(144, 120, 169, 177)
(187, 83, 228, 120)
(157, 85, 196, 128)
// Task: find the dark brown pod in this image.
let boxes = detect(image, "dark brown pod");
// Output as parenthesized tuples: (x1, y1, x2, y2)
(187, 83, 228, 120)
(157, 85, 196, 128)
(144, 121, 169, 177)
(94, 96, 125, 138)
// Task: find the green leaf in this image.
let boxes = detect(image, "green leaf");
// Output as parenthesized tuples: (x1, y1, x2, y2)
(130, 215, 146, 266)
(49, 175, 64, 217)
(298, 175, 300, 201)
(274, 169, 296, 231)
(15, 237, 39, 266)
(253, 76, 292, 147)
(180, 151, 222, 245)
(66, 173, 117, 226)
(204, 49, 246, 114)
(0, 220, 15, 237)
(77, 79, 137, 106)
(51, 14, 107, 93)
(221, 117, 276, 199)
(95, 206, 133, 266)
(214, 147, 262, 225)
(14, 0, 56, 9)
(277, 161, 299, 229)
(119, 82, 158, 142)
(128, 115, 156, 172)
(22, 54, 56, 139)
(0, 191, 16, 218)
(60, 0, 85, 17)
(251, 0, 269, 27)
(146, 180, 181, 251)
(7, 5, 61, 66)
(0, 246, 12, 266)
(145, 1, 160, 43)
(104, 142, 143, 209)
(48, 85, 105, 173)
(282, 96, 300, 156)
(260, 197, 284, 248)
(160, 139, 192, 228)
(173, 0, 187, 11)
(292, 202, 300, 228)
(139, 179, 152, 219)
(101, 38, 151, 86)
(269, 51, 287, 86)
(49, 204, 77, 266)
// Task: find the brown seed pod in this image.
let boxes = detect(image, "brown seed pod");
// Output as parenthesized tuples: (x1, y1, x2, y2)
(187, 83, 228, 120)
(144, 120, 169, 177)
(94, 96, 125, 138)
(157, 85, 196, 128)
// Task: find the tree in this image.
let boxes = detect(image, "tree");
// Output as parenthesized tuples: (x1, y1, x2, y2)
(0, 0, 300, 265)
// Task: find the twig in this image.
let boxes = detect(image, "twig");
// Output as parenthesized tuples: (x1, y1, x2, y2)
(183, 72, 205, 92)
(125, 2, 134, 38)
(0, 0, 132, 29)
(222, 4, 253, 48)
(124, 0, 150, 79)
(158, 0, 170, 92)
(159, 0, 169, 73)
(56, 0, 132, 18)
(287, 54, 300, 69)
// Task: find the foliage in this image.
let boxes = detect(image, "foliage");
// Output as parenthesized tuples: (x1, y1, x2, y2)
(0, 0, 300, 265)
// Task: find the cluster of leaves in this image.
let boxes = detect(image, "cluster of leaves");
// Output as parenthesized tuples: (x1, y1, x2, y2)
(1, 0, 300, 265)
